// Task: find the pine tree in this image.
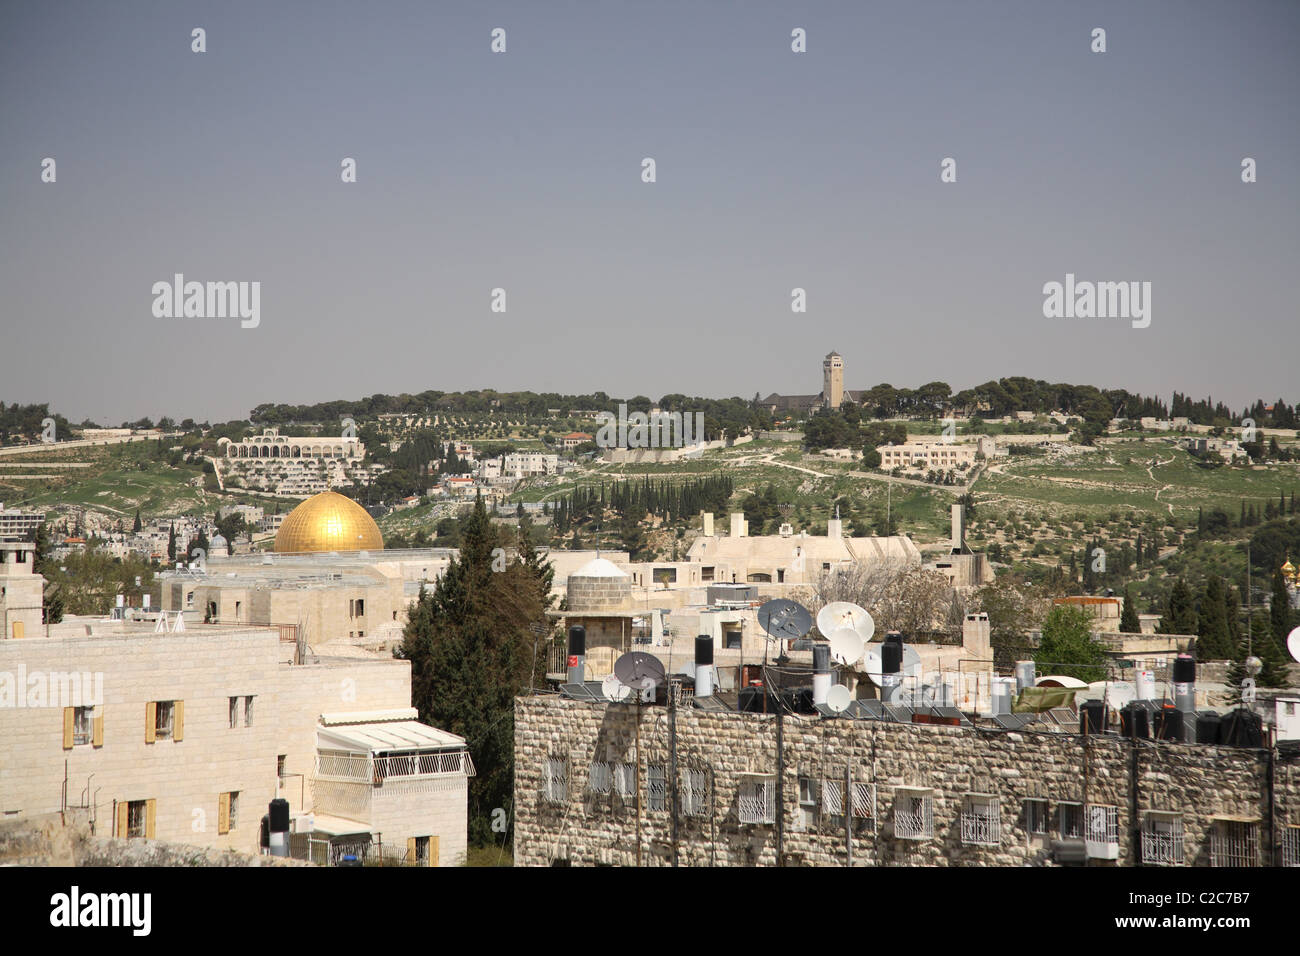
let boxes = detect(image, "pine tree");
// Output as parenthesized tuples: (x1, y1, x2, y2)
(132, 509, 142, 533)
(1196, 576, 1232, 660)
(167, 523, 176, 562)
(1120, 584, 1141, 633)
(1159, 577, 1196, 634)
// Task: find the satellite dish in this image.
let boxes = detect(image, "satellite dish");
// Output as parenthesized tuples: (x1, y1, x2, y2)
(757, 599, 813, 641)
(828, 627, 865, 667)
(826, 684, 852, 714)
(614, 652, 666, 692)
(816, 602, 875, 643)
(601, 674, 632, 702)
(859, 644, 923, 686)
(1288, 625, 1300, 664)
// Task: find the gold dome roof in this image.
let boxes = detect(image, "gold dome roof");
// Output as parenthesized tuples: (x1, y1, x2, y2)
(274, 491, 384, 553)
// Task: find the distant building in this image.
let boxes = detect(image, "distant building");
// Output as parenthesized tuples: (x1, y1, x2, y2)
(877, 442, 977, 472)
(0, 503, 45, 538)
(558, 433, 593, 451)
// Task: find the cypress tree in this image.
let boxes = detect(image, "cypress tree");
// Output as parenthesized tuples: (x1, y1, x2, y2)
(1271, 565, 1292, 644)
(1119, 584, 1141, 633)
(1196, 576, 1232, 660)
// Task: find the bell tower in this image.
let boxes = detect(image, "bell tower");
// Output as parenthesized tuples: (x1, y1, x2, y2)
(822, 351, 844, 409)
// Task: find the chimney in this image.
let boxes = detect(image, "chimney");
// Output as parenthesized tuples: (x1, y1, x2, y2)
(826, 516, 842, 539)
(1014, 660, 1036, 693)
(695, 634, 714, 698)
(812, 644, 831, 706)
(962, 612, 991, 659)
(567, 626, 586, 684)
(730, 513, 747, 538)
(701, 512, 714, 536)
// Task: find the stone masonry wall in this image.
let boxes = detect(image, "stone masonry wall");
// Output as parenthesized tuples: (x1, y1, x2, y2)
(514, 696, 1300, 867)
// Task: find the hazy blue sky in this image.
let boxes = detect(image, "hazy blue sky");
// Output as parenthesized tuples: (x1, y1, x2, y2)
(2, 1, 1297, 424)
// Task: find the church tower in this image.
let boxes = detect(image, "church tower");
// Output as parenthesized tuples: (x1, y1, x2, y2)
(822, 351, 844, 409)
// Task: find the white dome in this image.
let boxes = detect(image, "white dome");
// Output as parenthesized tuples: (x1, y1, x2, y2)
(572, 557, 627, 578)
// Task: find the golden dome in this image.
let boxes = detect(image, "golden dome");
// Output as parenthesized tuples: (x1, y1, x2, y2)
(274, 491, 384, 553)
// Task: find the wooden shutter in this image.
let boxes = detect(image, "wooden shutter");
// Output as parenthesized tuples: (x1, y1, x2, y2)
(217, 792, 231, 834)
(407, 837, 417, 864)
(145, 799, 156, 839)
(92, 713, 104, 747)
(117, 802, 129, 838)
(430, 835, 439, 868)
(62, 707, 75, 749)
(144, 702, 156, 743)
(173, 701, 184, 741)
(12, 621, 23, 639)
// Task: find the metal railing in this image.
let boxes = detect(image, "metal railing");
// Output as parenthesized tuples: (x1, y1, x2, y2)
(314, 749, 475, 782)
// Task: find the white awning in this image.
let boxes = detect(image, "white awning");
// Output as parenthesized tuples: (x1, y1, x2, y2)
(320, 707, 418, 726)
(317, 720, 466, 754)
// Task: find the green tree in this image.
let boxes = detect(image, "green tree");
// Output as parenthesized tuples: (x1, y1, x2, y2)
(1035, 604, 1108, 683)
(1158, 577, 1197, 635)
(1119, 584, 1141, 633)
(167, 523, 177, 562)
(1195, 576, 1233, 660)
(396, 494, 552, 847)
(1270, 566, 1292, 645)
(132, 509, 142, 533)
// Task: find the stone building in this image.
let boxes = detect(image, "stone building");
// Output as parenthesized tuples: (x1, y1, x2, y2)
(0, 538, 45, 640)
(513, 695, 1300, 867)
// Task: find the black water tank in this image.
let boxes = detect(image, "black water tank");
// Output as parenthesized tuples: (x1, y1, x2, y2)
(1154, 707, 1184, 741)
(694, 634, 713, 665)
(269, 798, 290, 832)
(1195, 711, 1221, 744)
(568, 625, 586, 655)
(881, 641, 902, 675)
(1172, 655, 1196, 683)
(1218, 708, 1264, 748)
(1080, 700, 1106, 734)
(1120, 703, 1149, 739)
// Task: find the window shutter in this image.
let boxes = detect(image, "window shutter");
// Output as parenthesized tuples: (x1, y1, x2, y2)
(407, 837, 416, 864)
(62, 707, 75, 750)
(11, 620, 23, 639)
(145, 702, 157, 743)
(217, 792, 231, 835)
(117, 802, 128, 837)
(173, 701, 184, 741)
(145, 799, 156, 839)
(92, 713, 104, 748)
(430, 835, 439, 868)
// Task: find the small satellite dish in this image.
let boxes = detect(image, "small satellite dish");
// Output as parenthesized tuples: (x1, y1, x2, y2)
(860, 644, 923, 686)
(614, 652, 666, 691)
(1288, 625, 1300, 664)
(826, 684, 852, 714)
(816, 601, 875, 643)
(601, 674, 632, 702)
(828, 627, 865, 667)
(757, 599, 813, 641)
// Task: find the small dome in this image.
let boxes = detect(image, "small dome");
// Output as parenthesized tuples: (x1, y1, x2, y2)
(572, 557, 628, 578)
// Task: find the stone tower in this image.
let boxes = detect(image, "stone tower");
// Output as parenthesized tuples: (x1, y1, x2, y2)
(822, 351, 844, 409)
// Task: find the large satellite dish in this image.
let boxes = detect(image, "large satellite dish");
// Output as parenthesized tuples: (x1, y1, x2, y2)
(758, 599, 813, 641)
(601, 674, 632, 702)
(826, 684, 852, 714)
(816, 602, 875, 643)
(614, 652, 667, 692)
(828, 627, 865, 667)
(1288, 625, 1300, 664)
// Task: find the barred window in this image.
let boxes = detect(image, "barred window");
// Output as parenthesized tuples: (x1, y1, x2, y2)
(851, 783, 875, 821)
(1085, 805, 1119, 847)
(1059, 801, 1083, 840)
(961, 795, 1001, 846)
(1210, 819, 1259, 868)
(739, 775, 776, 825)
(798, 777, 818, 829)
(1141, 812, 1184, 866)
(1024, 798, 1049, 836)
(1282, 825, 1300, 868)
(682, 769, 709, 818)
(647, 764, 667, 812)
(588, 761, 612, 794)
(544, 757, 568, 803)
(614, 763, 636, 798)
(894, 788, 934, 840)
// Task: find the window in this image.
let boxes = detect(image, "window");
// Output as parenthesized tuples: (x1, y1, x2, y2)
(126, 800, 148, 838)
(894, 788, 934, 840)
(185, 591, 194, 609)
(228, 792, 239, 830)
(798, 777, 818, 828)
(822, 779, 844, 827)
(71, 707, 94, 747)
(414, 835, 430, 866)
(148, 700, 183, 742)
(588, 761, 612, 795)
(614, 763, 636, 799)
(277, 754, 286, 778)
(701, 566, 715, 582)
(349, 598, 365, 618)
(1024, 798, 1049, 836)
(682, 769, 709, 818)
(739, 775, 776, 825)
(1210, 819, 1259, 868)
(647, 764, 667, 812)
(1085, 804, 1119, 859)
(544, 758, 567, 803)
(229, 697, 238, 729)
(1282, 825, 1300, 868)
(851, 783, 876, 823)
(1141, 812, 1184, 866)
(244, 696, 254, 727)
(961, 795, 1001, 846)
(1059, 801, 1083, 840)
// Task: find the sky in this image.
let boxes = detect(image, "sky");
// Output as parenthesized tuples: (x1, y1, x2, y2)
(1, 1, 1297, 425)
